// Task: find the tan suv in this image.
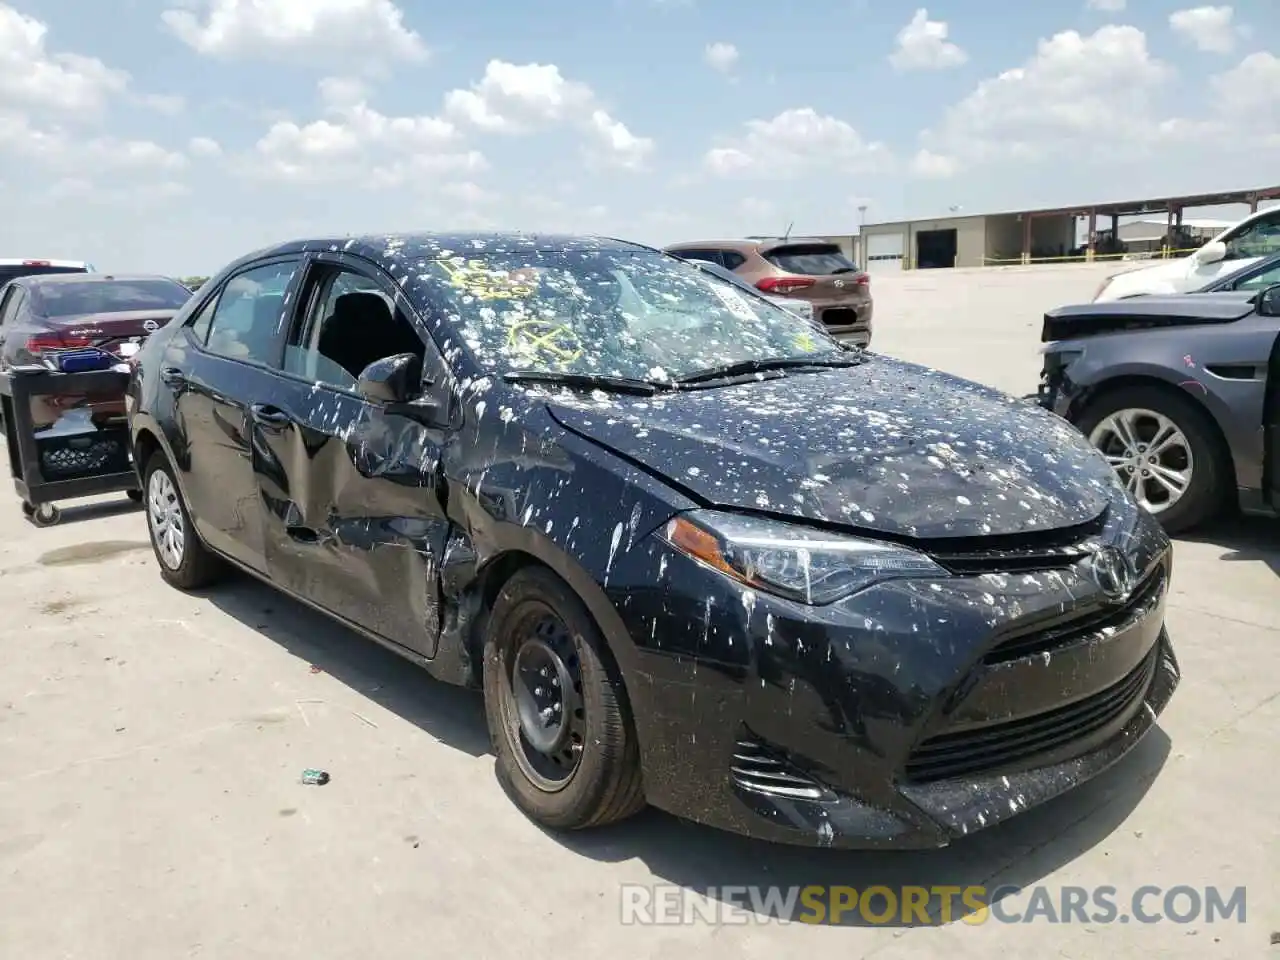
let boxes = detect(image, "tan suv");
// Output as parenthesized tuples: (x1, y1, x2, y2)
(664, 237, 872, 346)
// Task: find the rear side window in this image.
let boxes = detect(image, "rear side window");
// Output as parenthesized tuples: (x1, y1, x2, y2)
(763, 244, 859, 276)
(201, 260, 300, 367)
(32, 279, 191, 317)
(721, 251, 747, 270)
(1237, 263, 1280, 291)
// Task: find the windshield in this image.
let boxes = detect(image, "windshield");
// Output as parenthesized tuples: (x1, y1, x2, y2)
(763, 244, 859, 276)
(33, 278, 192, 317)
(417, 248, 836, 381)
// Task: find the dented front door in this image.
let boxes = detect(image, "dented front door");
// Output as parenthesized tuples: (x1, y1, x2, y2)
(249, 378, 451, 658)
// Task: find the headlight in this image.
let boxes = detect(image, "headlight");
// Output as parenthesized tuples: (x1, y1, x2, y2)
(660, 510, 947, 605)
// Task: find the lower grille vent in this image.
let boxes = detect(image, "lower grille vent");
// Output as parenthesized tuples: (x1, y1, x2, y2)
(730, 738, 831, 801)
(905, 648, 1156, 784)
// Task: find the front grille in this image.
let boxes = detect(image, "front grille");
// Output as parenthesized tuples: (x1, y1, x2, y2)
(730, 738, 831, 801)
(928, 513, 1107, 575)
(904, 648, 1157, 784)
(983, 565, 1166, 665)
(821, 307, 861, 328)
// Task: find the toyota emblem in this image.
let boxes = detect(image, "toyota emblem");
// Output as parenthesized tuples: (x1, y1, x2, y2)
(142, 319, 159, 332)
(1090, 547, 1135, 600)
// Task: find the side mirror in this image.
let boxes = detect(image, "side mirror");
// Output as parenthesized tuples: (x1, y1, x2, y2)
(1256, 284, 1280, 317)
(357, 352, 447, 423)
(358, 352, 422, 404)
(1197, 240, 1227, 264)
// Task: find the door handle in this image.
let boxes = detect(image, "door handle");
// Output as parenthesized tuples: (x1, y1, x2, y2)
(249, 403, 293, 429)
(160, 366, 187, 387)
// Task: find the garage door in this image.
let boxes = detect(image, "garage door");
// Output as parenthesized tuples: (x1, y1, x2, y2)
(865, 231, 905, 273)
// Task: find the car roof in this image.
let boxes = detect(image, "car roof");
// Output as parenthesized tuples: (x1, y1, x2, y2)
(664, 237, 837, 253)
(23, 272, 178, 286)
(0, 258, 89, 268)
(240, 232, 651, 271)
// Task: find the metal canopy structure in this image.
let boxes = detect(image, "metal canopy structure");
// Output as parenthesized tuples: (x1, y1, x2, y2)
(1020, 184, 1280, 220)
(1019, 184, 1280, 264)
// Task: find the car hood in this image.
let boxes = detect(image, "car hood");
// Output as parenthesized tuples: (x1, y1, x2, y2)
(1042, 292, 1256, 342)
(1096, 259, 1192, 299)
(544, 357, 1119, 540)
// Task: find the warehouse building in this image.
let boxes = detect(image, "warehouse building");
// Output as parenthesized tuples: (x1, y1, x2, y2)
(850, 185, 1280, 273)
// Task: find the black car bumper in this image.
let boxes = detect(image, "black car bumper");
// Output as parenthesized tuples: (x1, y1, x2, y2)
(617, 507, 1176, 849)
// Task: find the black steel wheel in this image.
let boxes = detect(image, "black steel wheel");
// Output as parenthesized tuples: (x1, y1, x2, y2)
(506, 611, 587, 788)
(483, 566, 645, 830)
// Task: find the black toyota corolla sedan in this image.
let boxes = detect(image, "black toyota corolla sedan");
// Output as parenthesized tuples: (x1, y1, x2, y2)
(126, 233, 1178, 849)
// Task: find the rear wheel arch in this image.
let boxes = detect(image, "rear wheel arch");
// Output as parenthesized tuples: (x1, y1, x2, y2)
(132, 427, 162, 474)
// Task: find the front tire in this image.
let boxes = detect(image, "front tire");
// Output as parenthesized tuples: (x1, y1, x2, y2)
(143, 451, 226, 590)
(1076, 385, 1227, 534)
(482, 567, 645, 831)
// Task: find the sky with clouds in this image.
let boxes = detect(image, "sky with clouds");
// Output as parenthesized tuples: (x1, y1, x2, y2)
(0, 0, 1277, 274)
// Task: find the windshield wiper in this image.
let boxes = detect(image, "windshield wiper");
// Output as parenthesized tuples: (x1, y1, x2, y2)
(830, 266, 861, 275)
(503, 370, 670, 395)
(675, 352, 864, 386)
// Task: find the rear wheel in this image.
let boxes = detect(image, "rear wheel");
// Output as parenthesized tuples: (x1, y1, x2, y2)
(1076, 385, 1227, 534)
(482, 567, 645, 830)
(143, 452, 226, 589)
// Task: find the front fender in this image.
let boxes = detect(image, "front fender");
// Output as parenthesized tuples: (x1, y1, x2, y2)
(1059, 353, 1258, 491)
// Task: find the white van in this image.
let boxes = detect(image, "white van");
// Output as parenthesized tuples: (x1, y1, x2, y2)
(1092, 205, 1280, 301)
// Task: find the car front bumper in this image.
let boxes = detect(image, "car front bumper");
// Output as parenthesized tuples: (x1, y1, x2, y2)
(614, 505, 1176, 849)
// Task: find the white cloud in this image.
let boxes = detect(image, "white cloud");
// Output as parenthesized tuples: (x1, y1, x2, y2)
(705, 107, 889, 179)
(249, 77, 483, 186)
(1086, 0, 1125, 10)
(1211, 51, 1280, 124)
(43, 178, 189, 204)
(1169, 6, 1239, 54)
(586, 110, 654, 170)
(704, 41, 739, 73)
(0, 111, 185, 172)
(916, 25, 1172, 172)
(138, 92, 186, 115)
(0, 3, 128, 115)
(440, 181, 497, 205)
(162, 0, 426, 65)
(889, 9, 967, 71)
(444, 60, 653, 169)
(188, 136, 222, 156)
(444, 60, 595, 133)
(910, 149, 957, 179)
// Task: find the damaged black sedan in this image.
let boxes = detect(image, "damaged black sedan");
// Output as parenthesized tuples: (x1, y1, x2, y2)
(126, 233, 1178, 849)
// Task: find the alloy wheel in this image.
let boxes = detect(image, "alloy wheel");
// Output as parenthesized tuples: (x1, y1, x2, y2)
(147, 468, 186, 570)
(1088, 407, 1194, 515)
